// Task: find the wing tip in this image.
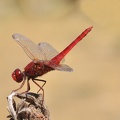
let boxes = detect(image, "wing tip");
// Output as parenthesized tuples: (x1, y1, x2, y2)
(69, 69, 73, 72)
(12, 33, 24, 40)
(12, 33, 20, 39)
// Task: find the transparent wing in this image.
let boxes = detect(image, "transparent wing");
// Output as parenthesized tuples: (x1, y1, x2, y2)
(38, 42, 65, 63)
(12, 33, 46, 61)
(49, 63, 73, 72)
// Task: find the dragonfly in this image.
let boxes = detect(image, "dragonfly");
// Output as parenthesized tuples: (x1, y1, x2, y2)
(12, 26, 93, 99)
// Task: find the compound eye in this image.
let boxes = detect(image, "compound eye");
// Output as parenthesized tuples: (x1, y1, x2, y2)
(12, 69, 23, 83)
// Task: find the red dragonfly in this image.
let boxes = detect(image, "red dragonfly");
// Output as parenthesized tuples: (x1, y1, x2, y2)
(12, 26, 93, 97)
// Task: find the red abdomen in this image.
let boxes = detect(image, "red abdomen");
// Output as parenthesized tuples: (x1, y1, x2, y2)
(24, 61, 54, 80)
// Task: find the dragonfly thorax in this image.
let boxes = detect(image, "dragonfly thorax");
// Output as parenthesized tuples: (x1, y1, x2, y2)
(24, 61, 54, 80)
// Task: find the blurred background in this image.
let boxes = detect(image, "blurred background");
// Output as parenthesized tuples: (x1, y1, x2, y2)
(1, 0, 120, 120)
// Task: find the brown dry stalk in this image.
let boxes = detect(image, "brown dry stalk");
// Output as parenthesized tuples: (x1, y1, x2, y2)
(7, 92, 50, 120)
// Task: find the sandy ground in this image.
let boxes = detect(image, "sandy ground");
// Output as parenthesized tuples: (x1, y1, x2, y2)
(0, 0, 120, 120)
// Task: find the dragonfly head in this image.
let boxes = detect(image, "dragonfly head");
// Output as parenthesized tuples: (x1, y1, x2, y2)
(12, 69, 24, 83)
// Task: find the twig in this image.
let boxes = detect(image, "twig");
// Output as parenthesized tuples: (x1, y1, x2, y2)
(7, 92, 50, 120)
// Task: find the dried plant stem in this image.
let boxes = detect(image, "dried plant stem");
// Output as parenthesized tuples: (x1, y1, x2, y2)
(7, 92, 50, 120)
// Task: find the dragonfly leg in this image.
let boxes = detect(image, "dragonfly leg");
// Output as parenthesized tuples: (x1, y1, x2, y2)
(20, 79, 30, 94)
(33, 78, 46, 93)
(32, 79, 44, 103)
(12, 78, 26, 93)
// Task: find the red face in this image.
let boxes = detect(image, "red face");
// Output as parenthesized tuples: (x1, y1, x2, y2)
(12, 69, 24, 83)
